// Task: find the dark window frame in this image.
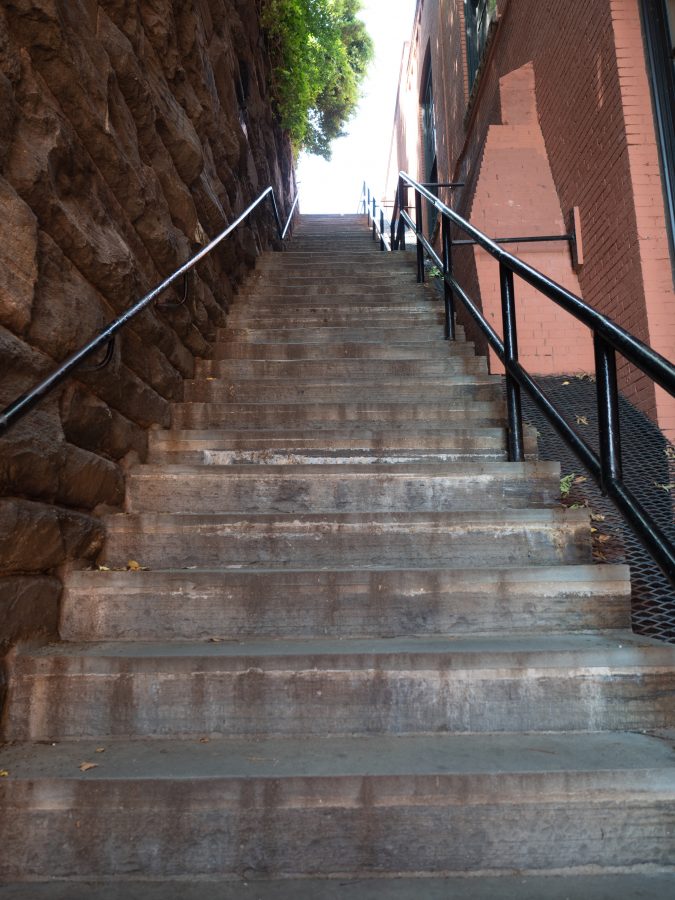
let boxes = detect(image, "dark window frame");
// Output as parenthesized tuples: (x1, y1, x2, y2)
(639, 0, 675, 272)
(464, 0, 497, 91)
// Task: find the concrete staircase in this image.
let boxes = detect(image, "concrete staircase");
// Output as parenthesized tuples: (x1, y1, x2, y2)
(1, 214, 675, 897)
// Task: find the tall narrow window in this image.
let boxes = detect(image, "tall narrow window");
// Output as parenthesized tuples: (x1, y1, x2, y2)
(421, 61, 438, 233)
(465, 0, 497, 91)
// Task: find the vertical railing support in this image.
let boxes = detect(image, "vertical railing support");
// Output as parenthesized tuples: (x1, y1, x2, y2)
(372, 197, 377, 241)
(594, 333, 623, 493)
(366, 188, 371, 225)
(441, 213, 456, 341)
(415, 189, 424, 283)
(379, 208, 386, 251)
(499, 263, 525, 462)
(399, 181, 407, 251)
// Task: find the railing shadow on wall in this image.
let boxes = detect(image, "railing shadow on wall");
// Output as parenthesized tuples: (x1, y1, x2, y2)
(379, 171, 675, 589)
(0, 186, 299, 438)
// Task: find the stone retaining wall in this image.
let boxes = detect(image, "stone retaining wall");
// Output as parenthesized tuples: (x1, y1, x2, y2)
(0, 0, 295, 651)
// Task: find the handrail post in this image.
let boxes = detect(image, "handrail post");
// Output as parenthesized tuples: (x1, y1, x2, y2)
(379, 208, 385, 251)
(594, 333, 623, 493)
(499, 262, 525, 461)
(415, 189, 424, 283)
(366, 187, 371, 225)
(360, 181, 366, 214)
(372, 197, 377, 241)
(441, 213, 456, 340)
(399, 179, 407, 251)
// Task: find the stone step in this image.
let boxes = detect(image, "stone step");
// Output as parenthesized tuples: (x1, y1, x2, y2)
(255, 259, 417, 276)
(211, 341, 477, 359)
(196, 356, 489, 378)
(100, 508, 591, 569)
(60, 564, 631, 642)
(124, 462, 560, 514)
(171, 400, 507, 429)
(226, 311, 445, 328)
(147, 425, 537, 464)
(4, 633, 675, 740)
(218, 326, 450, 343)
(182, 378, 502, 404)
(242, 284, 422, 304)
(0, 874, 673, 899)
(1, 732, 675, 880)
(237, 294, 445, 308)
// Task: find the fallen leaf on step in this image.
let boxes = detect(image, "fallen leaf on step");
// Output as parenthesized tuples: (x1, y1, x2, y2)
(597, 534, 611, 543)
(95, 747, 106, 754)
(573, 476, 587, 484)
(575, 415, 589, 426)
(561, 380, 570, 385)
(79, 762, 98, 772)
(126, 560, 148, 571)
(0, 770, 9, 777)
(654, 482, 675, 492)
(97, 565, 110, 572)
(591, 514, 606, 523)
(208, 637, 223, 643)
(199, 737, 210, 744)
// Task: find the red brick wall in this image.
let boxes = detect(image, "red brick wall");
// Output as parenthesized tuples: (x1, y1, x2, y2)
(388, 0, 675, 436)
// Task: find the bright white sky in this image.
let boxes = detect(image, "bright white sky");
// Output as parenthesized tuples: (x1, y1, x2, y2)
(296, 0, 417, 214)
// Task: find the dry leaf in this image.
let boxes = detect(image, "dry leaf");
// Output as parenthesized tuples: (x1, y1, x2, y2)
(591, 527, 598, 533)
(574, 476, 587, 484)
(654, 482, 675, 493)
(208, 637, 223, 643)
(665, 446, 675, 460)
(126, 560, 148, 571)
(0, 770, 8, 777)
(575, 415, 589, 426)
(95, 747, 106, 754)
(97, 565, 110, 572)
(597, 534, 611, 543)
(591, 514, 606, 523)
(562, 380, 570, 385)
(199, 737, 210, 744)
(79, 762, 98, 772)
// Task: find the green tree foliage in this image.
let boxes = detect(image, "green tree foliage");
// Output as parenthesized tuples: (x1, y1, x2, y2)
(261, 0, 374, 159)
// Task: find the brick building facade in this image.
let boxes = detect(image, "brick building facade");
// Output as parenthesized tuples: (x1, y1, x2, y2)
(386, 0, 675, 436)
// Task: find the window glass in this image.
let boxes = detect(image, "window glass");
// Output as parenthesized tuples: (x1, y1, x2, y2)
(465, 0, 498, 90)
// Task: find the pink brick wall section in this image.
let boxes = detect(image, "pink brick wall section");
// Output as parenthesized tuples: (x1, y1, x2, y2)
(469, 64, 595, 376)
(388, 0, 675, 438)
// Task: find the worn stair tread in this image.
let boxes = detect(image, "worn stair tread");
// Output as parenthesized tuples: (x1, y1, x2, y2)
(103, 507, 588, 530)
(196, 359, 489, 376)
(61, 563, 631, 641)
(0, 875, 674, 900)
(12, 630, 671, 668)
(128, 461, 555, 476)
(150, 425, 514, 445)
(100, 507, 592, 569)
(125, 461, 559, 514)
(211, 341, 478, 359)
(2, 730, 674, 781)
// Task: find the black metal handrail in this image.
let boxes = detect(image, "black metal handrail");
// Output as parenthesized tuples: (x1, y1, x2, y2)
(393, 170, 675, 586)
(358, 182, 391, 251)
(0, 185, 298, 436)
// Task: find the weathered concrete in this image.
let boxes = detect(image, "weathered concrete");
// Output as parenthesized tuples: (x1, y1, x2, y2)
(60, 565, 630, 642)
(124, 461, 560, 513)
(100, 509, 593, 569)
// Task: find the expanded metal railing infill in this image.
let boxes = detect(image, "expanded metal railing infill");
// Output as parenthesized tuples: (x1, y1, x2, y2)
(391, 171, 675, 592)
(0, 185, 299, 436)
